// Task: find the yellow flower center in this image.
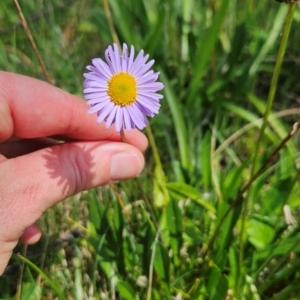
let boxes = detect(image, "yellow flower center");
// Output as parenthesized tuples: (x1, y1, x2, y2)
(107, 72, 137, 106)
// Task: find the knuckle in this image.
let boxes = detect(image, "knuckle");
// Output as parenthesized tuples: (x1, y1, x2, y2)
(63, 144, 91, 194)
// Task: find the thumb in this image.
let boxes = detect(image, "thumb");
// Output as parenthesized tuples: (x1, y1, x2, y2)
(0, 141, 144, 275)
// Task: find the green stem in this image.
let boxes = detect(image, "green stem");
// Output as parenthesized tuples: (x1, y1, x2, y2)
(237, 3, 296, 294)
(251, 3, 295, 175)
(145, 126, 170, 204)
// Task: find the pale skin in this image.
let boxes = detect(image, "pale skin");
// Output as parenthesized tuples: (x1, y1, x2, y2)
(0, 71, 147, 275)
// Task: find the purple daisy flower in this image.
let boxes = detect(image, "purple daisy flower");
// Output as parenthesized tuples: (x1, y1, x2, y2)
(83, 43, 164, 132)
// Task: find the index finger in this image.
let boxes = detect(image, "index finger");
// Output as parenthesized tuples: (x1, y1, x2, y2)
(0, 71, 148, 150)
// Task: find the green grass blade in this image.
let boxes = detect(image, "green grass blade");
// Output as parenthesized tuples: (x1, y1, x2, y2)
(159, 70, 190, 170)
(186, 0, 231, 104)
(16, 255, 67, 300)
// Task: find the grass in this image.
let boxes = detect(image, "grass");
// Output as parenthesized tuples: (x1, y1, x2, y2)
(1, 0, 300, 299)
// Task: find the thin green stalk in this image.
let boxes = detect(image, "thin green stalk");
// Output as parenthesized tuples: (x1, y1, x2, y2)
(251, 3, 296, 175)
(102, 0, 121, 48)
(15, 245, 27, 300)
(237, 2, 296, 293)
(12, 0, 52, 84)
(145, 126, 170, 204)
(16, 254, 67, 300)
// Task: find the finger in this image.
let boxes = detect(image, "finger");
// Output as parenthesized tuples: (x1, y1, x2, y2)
(0, 154, 7, 163)
(0, 140, 144, 240)
(0, 137, 60, 158)
(19, 224, 42, 244)
(0, 72, 148, 151)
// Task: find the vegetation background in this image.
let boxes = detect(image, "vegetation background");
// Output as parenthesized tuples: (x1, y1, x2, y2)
(1, 0, 300, 299)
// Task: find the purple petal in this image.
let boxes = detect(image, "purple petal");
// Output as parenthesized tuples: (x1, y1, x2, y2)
(127, 45, 135, 73)
(129, 49, 144, 73)
(105, 46, 117, 74)
(112, 43, 121, 73)
(84, 87, 107, 94)
(115, 106, 124, 132)
(96, 102, 115, 124)
(134, 60, 155, 78)
(105, 105, 118, 129)
(138, 82, 164, 92)
(92, 58, 112, 79)
(127, 104, 148, 130)
(88, 100, 109, 114)
(84, 80, 107, 88)
(86, 94, 110, 104)
(84, 92, 109, 100)
(123, 107, 132, 132)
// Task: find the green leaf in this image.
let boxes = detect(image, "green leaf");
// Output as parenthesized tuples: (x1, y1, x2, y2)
(154, 242, 170, 284)
(116, 281, 136, 300)
(247, 218, 275, 249)
(261, 177, 294, 215)
(215, 200, 243, 267)
(166, 198, 183, 266)
(20, 283, 41, 300)
(16, 255, 66, 300)
(201, 131, 212, 191)
(184, 222, 207, 245)
(187, 0, 231, 103)
(167, 182, 215, 213)
(73, 257, 84, 300)
(211, 273, 228, 300)
(159, 71, 190, 170)
(207, 265, 220, 295)
(249, 5, 288, 76)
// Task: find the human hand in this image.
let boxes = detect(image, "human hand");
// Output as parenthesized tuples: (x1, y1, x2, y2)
(0, 71, 147, 275)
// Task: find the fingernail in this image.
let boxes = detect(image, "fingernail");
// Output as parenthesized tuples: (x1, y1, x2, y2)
(110, 153, 142, 181)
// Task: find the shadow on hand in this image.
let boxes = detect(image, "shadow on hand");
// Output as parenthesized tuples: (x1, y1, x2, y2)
(41, 142, 99, 198)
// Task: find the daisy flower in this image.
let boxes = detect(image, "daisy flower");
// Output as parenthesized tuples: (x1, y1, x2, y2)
(83, 43, 164, 132)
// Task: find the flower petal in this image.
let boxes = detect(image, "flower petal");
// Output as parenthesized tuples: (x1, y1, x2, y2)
(115, 106, 124, 132)
(105, 105, 118, 129)
(123, 107, 131, 132)
(96, 102, 114, 124)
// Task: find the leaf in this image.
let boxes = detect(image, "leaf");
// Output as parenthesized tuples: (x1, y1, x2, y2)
(74, 258, 84, 300)
(247, 218, 275, 249)
(20, 283, 41, 300)
(210, 273, 228, 300)
(215, 200, 243, 267)
(207, 265, 221, 294)
(260, 177, 294, 215)
(16, 255, 66, 300)
(116, 281, 136, 300)
(184, 222, 207, 245)
(154, 242, 170, 284)
(254, 232, 300, 260)
(166, 198, 183, 267)
(159, 71, 190, 170)
(167, 182, 215, 213)
(201, 131, 212, 191)
(249, 5, 288, 76)
(187, 0, 231, 103)
(221, 162, 248, 201)
(205, 264, 229, 300)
